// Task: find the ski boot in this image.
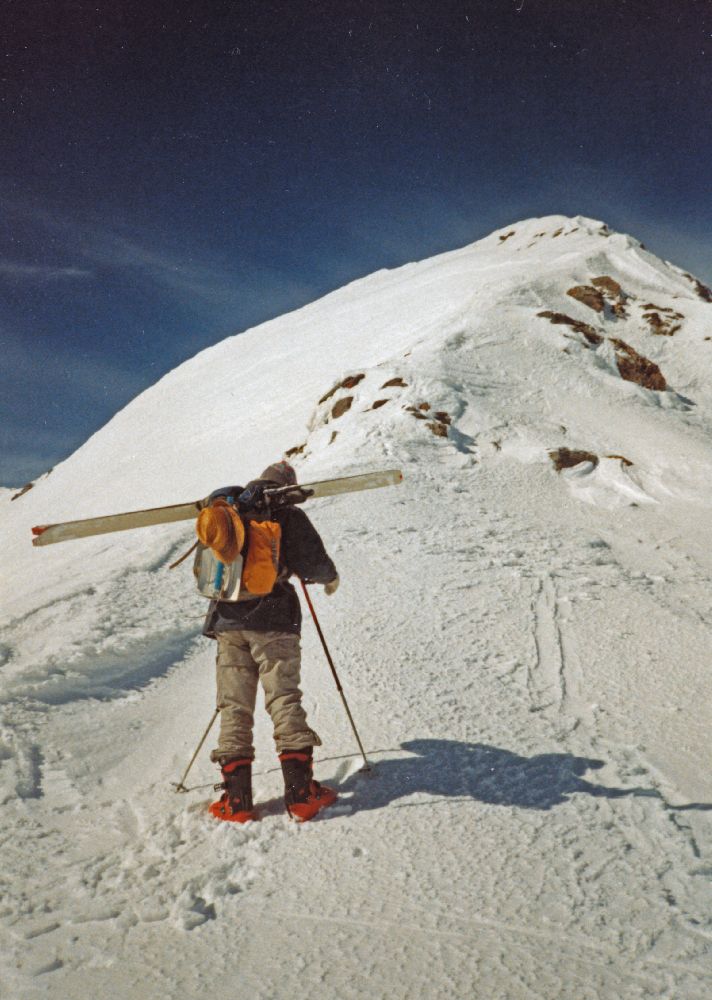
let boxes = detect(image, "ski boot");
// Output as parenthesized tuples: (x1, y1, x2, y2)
(208, 758, 257, 823)
(279, 747, 337, 822)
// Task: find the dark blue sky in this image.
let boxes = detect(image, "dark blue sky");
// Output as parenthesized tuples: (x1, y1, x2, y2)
(2, 0, 711, 486)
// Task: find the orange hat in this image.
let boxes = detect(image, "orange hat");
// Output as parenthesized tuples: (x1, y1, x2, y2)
(196, 499, 245, 564)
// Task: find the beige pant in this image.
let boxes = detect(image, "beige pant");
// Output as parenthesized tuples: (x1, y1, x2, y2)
(211, 629, 321, 762)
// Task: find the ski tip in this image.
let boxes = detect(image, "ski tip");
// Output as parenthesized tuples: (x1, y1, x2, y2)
(31, 525, 49, 536)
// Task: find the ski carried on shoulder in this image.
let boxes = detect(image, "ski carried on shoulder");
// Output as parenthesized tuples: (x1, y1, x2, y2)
(31, 469, 403, 547)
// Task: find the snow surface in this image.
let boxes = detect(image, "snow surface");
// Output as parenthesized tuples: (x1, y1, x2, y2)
(3, 214, 712, 998)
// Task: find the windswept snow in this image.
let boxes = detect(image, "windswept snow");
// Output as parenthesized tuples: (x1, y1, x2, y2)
(2, 215, 712, 999)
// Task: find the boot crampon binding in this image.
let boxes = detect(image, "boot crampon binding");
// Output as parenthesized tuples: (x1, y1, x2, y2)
(279, 749, 337, 822)
(209, 758, 257, 823)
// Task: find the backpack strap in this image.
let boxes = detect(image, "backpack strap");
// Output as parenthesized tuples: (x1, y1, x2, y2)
(168, 539, 200, 570)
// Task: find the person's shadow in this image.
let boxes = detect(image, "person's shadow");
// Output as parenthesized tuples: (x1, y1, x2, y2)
(336, 738, 665, 813)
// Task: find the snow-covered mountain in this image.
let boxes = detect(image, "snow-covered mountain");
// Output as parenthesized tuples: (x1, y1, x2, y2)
(2, 215, 712, 999)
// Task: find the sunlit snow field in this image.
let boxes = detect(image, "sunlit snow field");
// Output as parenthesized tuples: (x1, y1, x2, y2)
(2, 216, 712, 999)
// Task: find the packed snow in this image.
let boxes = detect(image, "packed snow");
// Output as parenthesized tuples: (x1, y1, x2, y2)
(2, 215, 712, 998)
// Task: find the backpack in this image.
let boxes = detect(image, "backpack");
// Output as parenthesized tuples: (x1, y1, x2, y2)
(194, 503, 282, 602)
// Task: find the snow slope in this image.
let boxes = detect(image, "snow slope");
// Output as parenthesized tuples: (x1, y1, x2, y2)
(2, 215, 712, 998)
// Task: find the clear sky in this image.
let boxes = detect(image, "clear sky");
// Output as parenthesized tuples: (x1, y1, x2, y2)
(2, 0, 711, 486)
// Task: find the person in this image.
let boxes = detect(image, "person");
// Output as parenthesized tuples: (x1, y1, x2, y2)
(200, 460, 340, 823)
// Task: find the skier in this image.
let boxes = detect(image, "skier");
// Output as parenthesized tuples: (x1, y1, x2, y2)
(200, 460, 340, 823)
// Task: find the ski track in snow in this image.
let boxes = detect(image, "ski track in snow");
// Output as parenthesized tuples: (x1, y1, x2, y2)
(2, 215, 712, 998)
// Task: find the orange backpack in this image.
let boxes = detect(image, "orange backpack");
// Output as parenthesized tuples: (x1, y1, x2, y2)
(194, 503, 282, 601)
(241, 518, 282, 596)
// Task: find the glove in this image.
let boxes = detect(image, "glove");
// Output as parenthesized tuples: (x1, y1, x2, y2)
(324, 574, 340, 596)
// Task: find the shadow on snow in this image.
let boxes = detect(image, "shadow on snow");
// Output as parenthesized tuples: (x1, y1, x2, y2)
(337, 738, 663, 813)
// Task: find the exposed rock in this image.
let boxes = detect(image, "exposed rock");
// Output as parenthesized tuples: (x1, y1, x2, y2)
(683, 273, 712, 303)
(341, 373, 366, 389)
(537, 311, 603, 346)
(418, 402, 431, 411)
(567, 285, 605, 313)
(549, 448, 599, 472)
(11, 482, 34, 501)
(285, 443, 306, 457)
(371, 399, 389, 410)
(318, 373, 365, 404)
(405, 406, 427, 420)
(380, 377, 408, 388)
(318, 383, 340, 405)
(331, 396, 354, 419)
(591, 275, 628, 316)
(552, 228, 564, 237)
(606, 454, 633, 466)
(329, 431, 338, 445)
(642, 310, 683, 337)
(434, 411, 452, 425)
(610, 338, 667, 390)
(427, 421, 449, 438)
(591, 276, 622, 298)
(499, 230, 516, 243)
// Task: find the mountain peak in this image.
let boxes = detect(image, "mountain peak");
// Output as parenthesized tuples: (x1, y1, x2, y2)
(3, 214, 712, 617)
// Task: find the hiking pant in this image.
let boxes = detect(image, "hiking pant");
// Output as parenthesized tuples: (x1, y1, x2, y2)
(210, 629, 321, 762)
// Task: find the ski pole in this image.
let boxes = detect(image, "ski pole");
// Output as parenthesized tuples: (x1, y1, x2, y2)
(300, 579, 371, 772)
(172, 708, 219, 792)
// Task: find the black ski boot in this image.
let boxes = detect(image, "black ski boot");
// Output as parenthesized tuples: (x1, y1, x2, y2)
(208, 757, 257, 823)
(279, 747, 337, 822)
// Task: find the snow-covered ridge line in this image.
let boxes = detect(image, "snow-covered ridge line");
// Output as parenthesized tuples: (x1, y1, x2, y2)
(3, 214, 712, 998)
(3, 213, 712, 619)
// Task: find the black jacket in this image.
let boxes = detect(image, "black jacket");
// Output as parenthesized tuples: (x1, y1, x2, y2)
(201, 496, 337, 638)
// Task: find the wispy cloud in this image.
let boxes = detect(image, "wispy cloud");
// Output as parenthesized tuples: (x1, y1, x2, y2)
(1, 329, 150, 409)
(0, 193, 326, 338)
(0, 260, 93, 280)
(2, 194, 252, 305)
(94, 232, 252, 304)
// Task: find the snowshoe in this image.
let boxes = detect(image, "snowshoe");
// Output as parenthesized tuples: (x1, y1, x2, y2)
(279, 749, 337, 822)
(208, 758, 257, 823)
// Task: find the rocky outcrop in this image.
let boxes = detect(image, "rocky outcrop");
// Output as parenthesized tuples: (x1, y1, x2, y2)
(567, 285, 605, 313)
(549, 448, 599, 471)
(11, 482, 34, 501)
(592, 276, 628, 316)
(610, 339, 666, 390)
(537, 311, 603, 346)
(591, 276, 622, 298)
(319, 373, 365, 404)
(641, 305, 684, 337)
(331, 396, 354, 419)
(683, 273, 712, 303)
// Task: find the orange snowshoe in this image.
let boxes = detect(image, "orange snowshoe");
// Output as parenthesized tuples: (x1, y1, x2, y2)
(279, 749, 337, 822)
(208, 758, 257, 823)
